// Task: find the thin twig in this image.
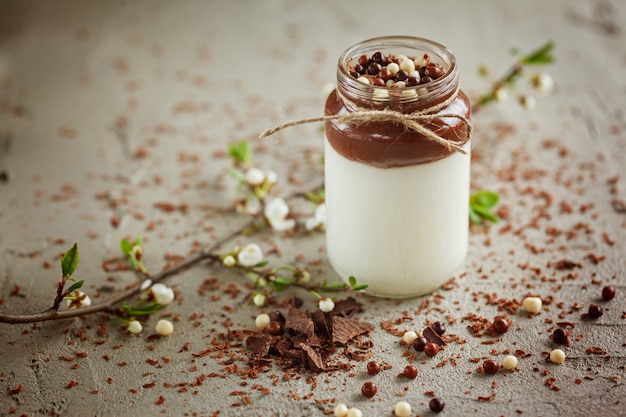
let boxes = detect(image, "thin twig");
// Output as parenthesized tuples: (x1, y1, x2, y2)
(472, 63, 523, 114)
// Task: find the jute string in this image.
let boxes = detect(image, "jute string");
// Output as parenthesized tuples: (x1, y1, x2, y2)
(259, 86, 472, 154)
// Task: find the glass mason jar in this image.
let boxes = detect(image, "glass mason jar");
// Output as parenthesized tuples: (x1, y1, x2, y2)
(324, 36, 471, 298)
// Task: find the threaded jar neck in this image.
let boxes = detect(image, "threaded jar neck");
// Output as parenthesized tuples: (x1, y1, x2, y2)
(336, 36, 459, 112)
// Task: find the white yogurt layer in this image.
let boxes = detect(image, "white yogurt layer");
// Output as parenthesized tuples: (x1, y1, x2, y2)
(324, 138, 470, 297)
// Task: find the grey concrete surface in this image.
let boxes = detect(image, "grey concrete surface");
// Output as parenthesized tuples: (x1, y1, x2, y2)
(1, 1, 625, 416)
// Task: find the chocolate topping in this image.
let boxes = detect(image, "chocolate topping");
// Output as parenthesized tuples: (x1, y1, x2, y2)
(324, 89, 470, 168)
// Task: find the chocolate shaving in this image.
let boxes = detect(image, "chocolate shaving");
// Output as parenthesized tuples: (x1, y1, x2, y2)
(423, 326, 447, 346)
(310, 309, 331, 340)
(299, 343, 326, 372)
(553, 259, 582, 270)
(246, 335, 271, 357)
(331, 316, 374, 345)
(285, 306, 314, 337)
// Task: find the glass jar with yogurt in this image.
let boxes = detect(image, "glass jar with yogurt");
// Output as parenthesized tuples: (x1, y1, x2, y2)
(323, 36, 471, 298)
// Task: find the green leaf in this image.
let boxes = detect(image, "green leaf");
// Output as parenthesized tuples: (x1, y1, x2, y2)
(471, 190, 499, 209)
(348, 276, 357, 288)
(322, 281, 348, 289)
(469, 207, 483, 224)
(120, 239, 134, 256)
(61, 243, 79, 277)
(255, 260, 269, 268)
(273, 276, 295, 285)
(472, 204, 499, 223)
(521, 41, 555, 65)
(304, 189, 326, 204)
(228, 140, 252, 166)
(271, 265, 297, 275)
(352, 284, 369, 291)
(66, 280, 84, 293)
(121, 302, 161, 317)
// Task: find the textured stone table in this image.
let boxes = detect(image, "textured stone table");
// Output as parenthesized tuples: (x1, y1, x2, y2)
(1, 1, 625, 416)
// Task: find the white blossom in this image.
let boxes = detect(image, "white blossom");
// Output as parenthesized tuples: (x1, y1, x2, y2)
(519, 94, 536, 109)
(150, 283, 175, 305)
(297, 270, 311, 284)
(127, 320, 143, 334)
(244, 168, 265, 185)
(265, 170, 277, 185)
(494, 87, 508, 102)
(264, 198, 295, 231)
(305, 203, 326, 231)
(319, 297, 335, 313)
(238, 243, 263, 267)
(140, 279, 152, 291)
(239, 195, 261, 215)
(66, 290, 91, 309)
(531, 72, 554, 94)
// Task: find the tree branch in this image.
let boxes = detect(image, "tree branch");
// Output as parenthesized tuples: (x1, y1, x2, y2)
(0, 178, 324, 325)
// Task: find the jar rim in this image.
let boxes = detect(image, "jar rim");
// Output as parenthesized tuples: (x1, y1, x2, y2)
(337, 35, 458, 108)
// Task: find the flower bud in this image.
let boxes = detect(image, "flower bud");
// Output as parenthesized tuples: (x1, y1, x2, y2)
(253, 293, 266, 307)
(319, 297, 335, 313)
(127, 320, 143, 334)
(222, 255, 236, 267)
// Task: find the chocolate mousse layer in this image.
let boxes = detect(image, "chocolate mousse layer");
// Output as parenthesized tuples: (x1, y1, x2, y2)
(324, 89, 470, 168)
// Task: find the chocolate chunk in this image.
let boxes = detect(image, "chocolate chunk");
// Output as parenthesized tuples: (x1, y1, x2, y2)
(285, 306, 314, 337)
(330, 297, 363, 318)
(246, 335, 271, 357)
(310, 309, 331, 340)
(299, 343, 326, 372)
(269, 310, 286, 324)
(423, 326, 446, 346)
(282, 295, 303, 308)
(331, 315, 374, 345)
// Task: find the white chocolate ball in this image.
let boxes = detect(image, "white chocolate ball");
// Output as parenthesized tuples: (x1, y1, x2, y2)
(255, 313, 271, 329)
(522, 296, 542, 314)
(550, 348, 566, 364)
(402, 331, 418, 345)
(502, 355, 518, 370)
(333, 403, 349, 417)
(155, 319, 174, 336)
(394, 401, 412, 417)
(346, 407, 362, 417)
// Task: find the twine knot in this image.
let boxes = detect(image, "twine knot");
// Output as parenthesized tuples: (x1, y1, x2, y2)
(260, 88, 472, 154)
